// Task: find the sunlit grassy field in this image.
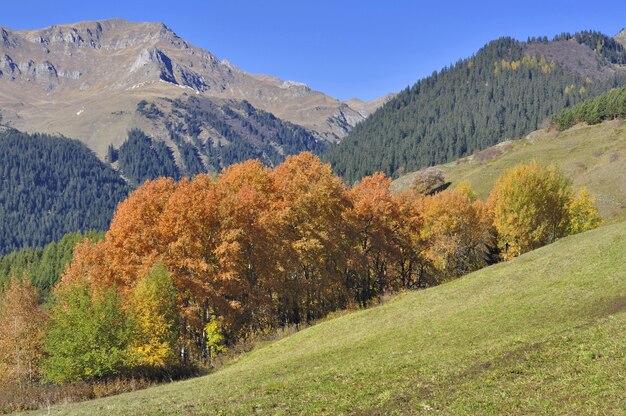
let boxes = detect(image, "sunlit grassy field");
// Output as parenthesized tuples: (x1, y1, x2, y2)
(393, 120, 626, 222)
(29, 220, 626, 415)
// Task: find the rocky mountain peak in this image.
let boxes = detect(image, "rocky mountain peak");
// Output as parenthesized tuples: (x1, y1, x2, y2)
(19, 19, 188, 51)
(0, 19, 389, 155)
(1, 28, 18, 48)
(616, 28, 626, 48)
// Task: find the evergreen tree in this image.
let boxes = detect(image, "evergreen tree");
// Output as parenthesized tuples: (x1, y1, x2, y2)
(0, 231, 103, 298)
(117, 129, 180, 185)
(0, 129, 128, 255)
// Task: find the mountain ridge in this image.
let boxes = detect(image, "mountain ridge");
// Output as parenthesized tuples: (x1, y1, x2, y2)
(327, 31, 626, 183)
(0, 18, 386, 158)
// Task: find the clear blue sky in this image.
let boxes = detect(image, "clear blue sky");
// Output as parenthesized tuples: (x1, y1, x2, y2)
(3, 1, 626, 101)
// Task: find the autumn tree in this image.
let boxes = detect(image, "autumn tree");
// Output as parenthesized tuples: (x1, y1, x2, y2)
(44, 282, 133, 383)
(0, 276, 47, 385)
(346, 173, 403, 305)
(394, 193, 432, 288)
(568, 187, 603, 234)
(488, 161, 599, 259)
(105, 178, 178, 288)
(60, 238, 116, 289)
(454, 180, 478, 201)
(272, 153, 352, 324)
(214, 160, 279, 335)
(418, 189, 494, 281)
(205, 314, 226, 366)
(157, 175, 224, 360)
(128, 263, 179, 368)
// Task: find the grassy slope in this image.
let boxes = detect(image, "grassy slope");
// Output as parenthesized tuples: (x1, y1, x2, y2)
(392, 120, 626, 222)
(33, 222, 626, 415)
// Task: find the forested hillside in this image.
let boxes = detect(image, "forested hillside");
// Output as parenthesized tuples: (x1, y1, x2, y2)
(166, 96, 328, 171)
(0, 130, 129, 255)
(112, 96, 328, 183)
(327, 33, 626, 183)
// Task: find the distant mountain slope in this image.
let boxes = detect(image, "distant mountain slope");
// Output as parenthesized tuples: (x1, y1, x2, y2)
(0, 19, 386, 161)
(41, 220, 626, 415)
(115, 95, 328, 177)
(0, 129, 128, 255)
(327, 32, 626, 183)
(612, 28, 626, 48)
(392, 118, 626, 222)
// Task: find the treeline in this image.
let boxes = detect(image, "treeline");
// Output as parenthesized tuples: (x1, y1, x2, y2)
(551, 86, 626, 130)
(0, 129, 129, 255)
(326, 36, 626, 183)
(552, 30, 626, 64)
(0, 231, 102, 297)
(0, 154, 601, 391)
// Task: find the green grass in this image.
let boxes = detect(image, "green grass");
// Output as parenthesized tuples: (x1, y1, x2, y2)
(392, 120, 626, 222)
(28, 221, 626, 415)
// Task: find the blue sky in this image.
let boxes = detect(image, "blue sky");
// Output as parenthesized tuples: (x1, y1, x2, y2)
(3, 1, 626, 101)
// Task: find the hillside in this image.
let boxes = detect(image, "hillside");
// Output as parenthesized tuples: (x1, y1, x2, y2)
(327, 31, 626, 183)
(0, 19, 386, 163)
(0, 129, 128, 255)
(35, 221, 626, 415)
(393, 119, 626, 222)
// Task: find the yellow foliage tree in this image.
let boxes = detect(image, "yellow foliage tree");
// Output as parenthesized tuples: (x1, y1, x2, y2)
(454, 180, 478, 201)
(418, 189, 494, 281)
(128, 263, 179, 368)
(488, 161, 599, 259)
(205, 315, 227, 363)
(569, 187, 603, 234)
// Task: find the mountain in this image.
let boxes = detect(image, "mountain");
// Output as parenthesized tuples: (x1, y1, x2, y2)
(0, 129, 128, 255)
(37, 220, 626, 414)
(0, 19, 384, 165)
(327, 31, 626, 183)
(616, 28, 626, 47)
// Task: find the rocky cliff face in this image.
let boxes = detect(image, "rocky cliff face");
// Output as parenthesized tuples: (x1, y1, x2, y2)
(0, 19, 385, 156)
(616, 28, 626, 48)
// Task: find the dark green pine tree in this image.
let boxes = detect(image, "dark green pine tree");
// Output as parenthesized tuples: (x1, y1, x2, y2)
(0, 129, 128, 255)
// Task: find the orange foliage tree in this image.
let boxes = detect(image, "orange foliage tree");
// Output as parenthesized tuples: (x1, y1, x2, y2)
(105, 178, 178, 287)
(417, 189, 494, 281)
(272, 153, 352, 324)
(0, 276, 47, 385)
(346, 173, 403, 305)
(156, 175, 223, 358)
(214, 160, 278, 334)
